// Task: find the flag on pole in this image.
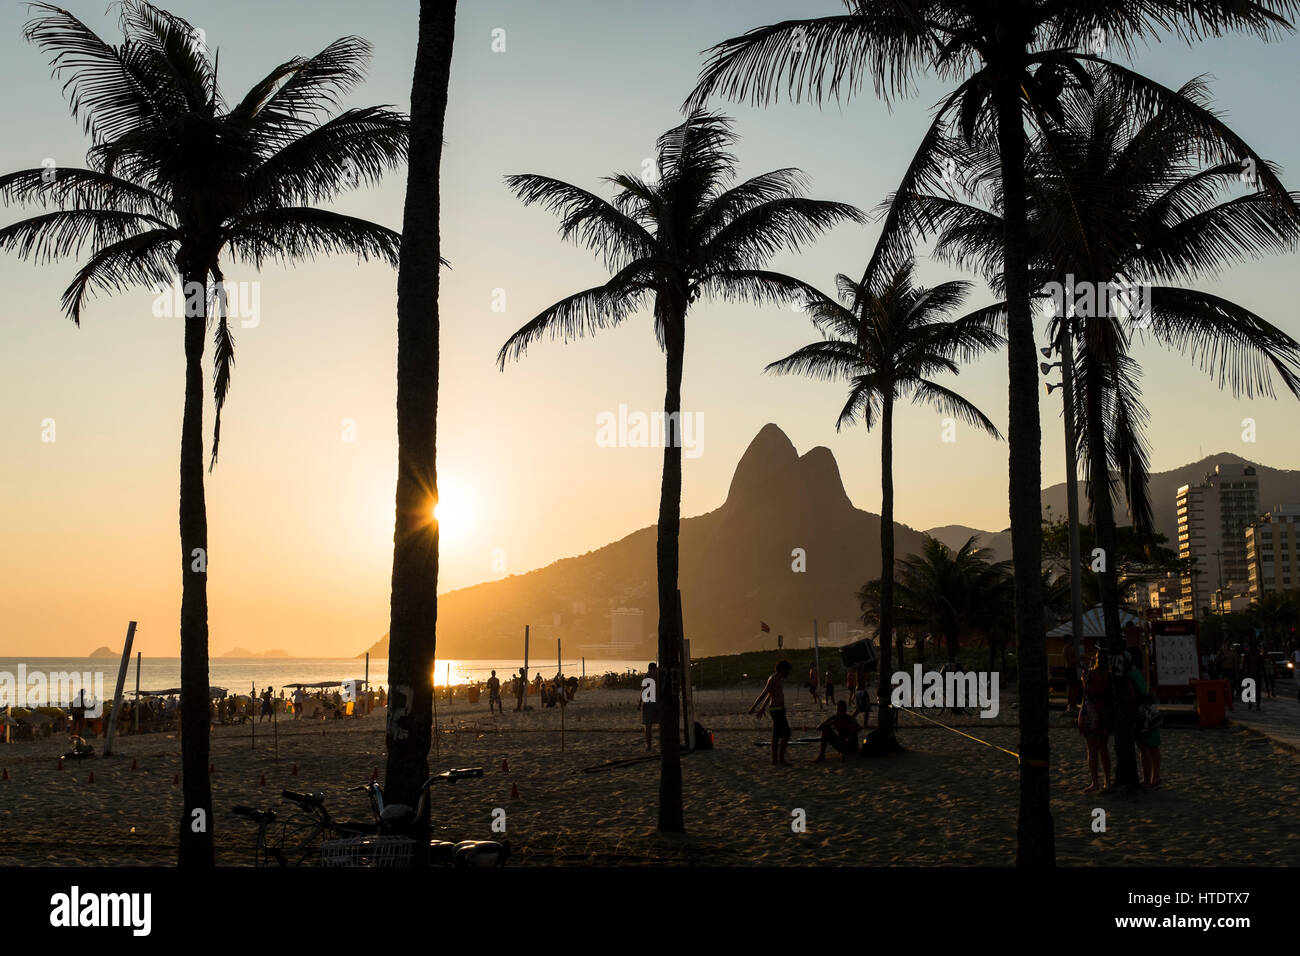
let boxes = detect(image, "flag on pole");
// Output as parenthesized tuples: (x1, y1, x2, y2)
(760, 621, 770, 633)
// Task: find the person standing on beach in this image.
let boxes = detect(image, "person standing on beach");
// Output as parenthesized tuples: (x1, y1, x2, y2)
(1065, 640, 1082, 713)
(487, 670, 503, 714)
(639, 663, 660, 751)
(807, 663, 820, 708)
(1222, 643, 1240, 699)
(750, 661, 793, 766)
(824, 667, 835, 706)
(1243, 644, 1264, 710)
(1078, 653, 1113, 793)
(260, 687, 273, 723)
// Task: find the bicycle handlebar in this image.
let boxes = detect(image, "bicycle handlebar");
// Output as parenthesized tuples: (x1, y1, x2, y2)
(281, 789, 323, 808)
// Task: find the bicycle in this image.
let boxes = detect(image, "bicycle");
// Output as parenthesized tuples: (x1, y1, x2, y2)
(347, 767, 510, 867)
(233, 770, 510, 867)
(232, 789, 374, 867)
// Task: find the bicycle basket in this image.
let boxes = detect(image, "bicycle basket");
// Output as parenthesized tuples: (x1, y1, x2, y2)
(319, 834, 416, 868)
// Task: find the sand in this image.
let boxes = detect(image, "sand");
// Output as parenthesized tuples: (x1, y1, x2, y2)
(0, 685, 1295, 865)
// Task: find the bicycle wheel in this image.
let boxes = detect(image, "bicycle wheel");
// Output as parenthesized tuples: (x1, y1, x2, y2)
(267, 807, 327, 867)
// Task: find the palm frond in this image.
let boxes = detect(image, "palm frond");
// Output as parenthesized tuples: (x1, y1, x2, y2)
(222, 208, 400, 269)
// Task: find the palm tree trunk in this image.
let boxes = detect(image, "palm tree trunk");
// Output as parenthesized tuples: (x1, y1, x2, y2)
(877, 391, 896, 743)
(656, 309, 685, 832)
(177, 268, 213, 867)
(1083, 362, 1138, 789)
(995, 58, 1054, 866)
(385, 0, 456, 814)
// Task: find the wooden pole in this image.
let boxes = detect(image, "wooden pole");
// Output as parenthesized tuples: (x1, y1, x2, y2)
(432, 661, 441, 764)
(814, 618, 821, 706)
(250, 680, 256, 750)
(682, 638, 694, 751)
(133, 651, 140, 735)
(523, 624, 530, 712)
(365, 652, 370, 713)
(559, 638, 564, 752)
(677, 591, 690, 750)
(102, 621, 136, 756)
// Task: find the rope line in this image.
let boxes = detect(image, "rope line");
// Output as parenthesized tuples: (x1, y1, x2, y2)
(895, 705, 1045, 766)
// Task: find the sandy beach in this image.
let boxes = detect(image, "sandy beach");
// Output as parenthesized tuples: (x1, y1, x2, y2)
(1, 685, 1295, 866)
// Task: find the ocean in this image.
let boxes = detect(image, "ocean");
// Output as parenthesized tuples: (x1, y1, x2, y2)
(0, 656, 649, 706)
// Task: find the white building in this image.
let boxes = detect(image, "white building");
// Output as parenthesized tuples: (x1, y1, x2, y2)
(1176, 463, 1259, 616)
(610, 607, 644, 646)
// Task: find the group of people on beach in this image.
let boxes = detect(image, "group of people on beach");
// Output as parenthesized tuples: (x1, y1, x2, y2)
(1201, 642, 1286, 708)
(747, 661, 869, 765)
(803, 663, 872, 717)
(1071, 648, 1163, 793)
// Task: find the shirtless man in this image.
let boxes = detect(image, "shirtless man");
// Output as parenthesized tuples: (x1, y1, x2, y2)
(750, 660, 793, 765)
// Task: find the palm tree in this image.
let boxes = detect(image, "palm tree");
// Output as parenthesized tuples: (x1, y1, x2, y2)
(1251, 591, 1296, 650)
(498, 111, 862, 830)
(687, 0, 1300, 867)
(768, 264, 1002, 742)
(384, 0, 457, 820)
(897, 535, 1010, 660)
(1, 2, 405, 864)
(904, 68, 1300, 784)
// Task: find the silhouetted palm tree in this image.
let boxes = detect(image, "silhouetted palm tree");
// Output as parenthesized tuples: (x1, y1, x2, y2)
(768, 263, 1001, 743)
(896, 535, 1009, 661)
(904, 68, 1300, 784)
(384, 0, 457, 822)
(1, 1, 405, 864)
(688, 0, 1300, 867)
(499, 112, 862, 830)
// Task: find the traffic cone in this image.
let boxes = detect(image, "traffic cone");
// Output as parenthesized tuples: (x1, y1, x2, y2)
(291, 763, 298, 776)
(2, 768, 8, 780)
(130, 758, 138, 770)
(258, 774, 266, 787)
(501, 759, 509, 772)
(87, 771, 94, 784)
(370, 767, 378, 781)
(209, 762, 215, 774)
(510, 782, 519, 799)
(57, 757, 63, 771)
(172, 774, 179, 785)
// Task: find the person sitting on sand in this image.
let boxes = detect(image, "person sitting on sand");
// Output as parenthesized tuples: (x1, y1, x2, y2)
(66, 735, 93, 758)
(815, 700, 861, 762)
(1078, 652, 1114, 793)
(750, 661, 793, 766)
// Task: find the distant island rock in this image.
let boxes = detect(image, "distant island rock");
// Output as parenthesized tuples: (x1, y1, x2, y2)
(87, 646, 117, 659)
(359, 633, 388, 659)
(221, 647, 294, 658)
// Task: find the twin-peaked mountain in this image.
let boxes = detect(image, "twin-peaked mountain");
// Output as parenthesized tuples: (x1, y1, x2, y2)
(374, 424, 928, 659)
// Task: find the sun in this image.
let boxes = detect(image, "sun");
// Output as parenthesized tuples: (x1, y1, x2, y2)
(430, 478, 476, 544)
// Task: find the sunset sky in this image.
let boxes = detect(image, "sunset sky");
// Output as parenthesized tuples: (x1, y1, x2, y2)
(2, 0, 1298, 657)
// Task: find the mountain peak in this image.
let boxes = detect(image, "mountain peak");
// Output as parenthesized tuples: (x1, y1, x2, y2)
(724, 424, 852, 512)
